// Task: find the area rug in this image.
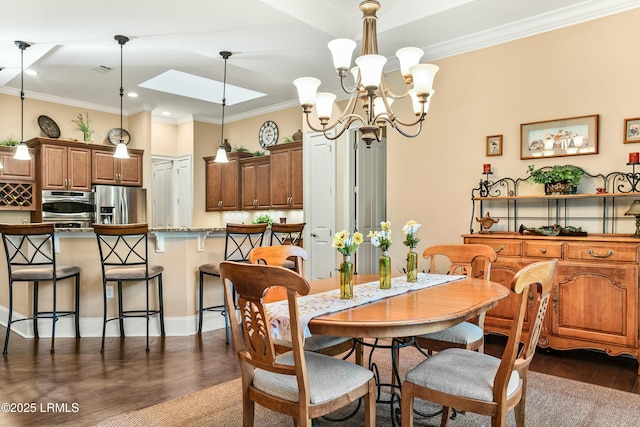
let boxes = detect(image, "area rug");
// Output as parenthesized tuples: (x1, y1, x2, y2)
(99, 345, 640, 427)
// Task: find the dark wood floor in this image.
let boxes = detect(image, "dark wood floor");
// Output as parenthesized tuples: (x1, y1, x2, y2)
(1, 327, 639, 426)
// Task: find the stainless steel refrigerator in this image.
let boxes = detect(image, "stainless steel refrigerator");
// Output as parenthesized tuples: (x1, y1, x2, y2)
(93, 185, 147, 225)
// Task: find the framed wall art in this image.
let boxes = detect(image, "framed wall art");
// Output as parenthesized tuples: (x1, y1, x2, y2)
(486, 135, 503, 156)
(520, 114, 598, 160)
(624, 117, 640, 143)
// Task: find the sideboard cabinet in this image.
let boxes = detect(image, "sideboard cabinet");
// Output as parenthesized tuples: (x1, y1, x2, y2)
(466, 166, 640, 374)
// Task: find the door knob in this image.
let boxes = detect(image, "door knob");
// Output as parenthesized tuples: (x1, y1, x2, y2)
(311, 233, 318, 237)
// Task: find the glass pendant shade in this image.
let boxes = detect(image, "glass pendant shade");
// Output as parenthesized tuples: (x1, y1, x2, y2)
(355, 54, 387, 89)
(396, 47, 424, 77)
(14, 143, 31, 161)
(410, 64, 440, 95)
(113, 142, 129, 159)
(214, 145, 228, 163)
(373, 97, 393, 118)
(315, 92, 336, 119)
(294, 77, 321, 106)
(409, 89, 434, 115)
(328, 38, 357, 70)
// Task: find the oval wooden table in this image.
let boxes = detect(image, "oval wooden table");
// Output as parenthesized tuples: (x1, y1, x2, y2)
(306, 274, 509, 339)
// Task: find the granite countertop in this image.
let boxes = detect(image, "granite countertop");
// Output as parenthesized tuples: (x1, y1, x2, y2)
(55, 227, 226, 233)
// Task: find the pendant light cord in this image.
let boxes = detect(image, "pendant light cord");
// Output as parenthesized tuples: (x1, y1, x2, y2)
(115, 35, 129, 143)
(15, 41, 30, 144)
(219, 51, 231, 148)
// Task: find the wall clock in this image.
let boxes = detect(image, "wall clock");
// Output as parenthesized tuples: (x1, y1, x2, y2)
(259, 120, 279, 149)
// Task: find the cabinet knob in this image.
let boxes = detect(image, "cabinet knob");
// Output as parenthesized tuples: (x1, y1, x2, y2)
(540, 248, 547, 254)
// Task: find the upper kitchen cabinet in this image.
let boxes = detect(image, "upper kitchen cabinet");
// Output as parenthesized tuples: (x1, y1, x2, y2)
(204, 152, 251, 211)
(0, 145, 35, 182)
(27, 138, 91, 191)
(240, 156, 270, 210)
(92, 147, 143, 186)
(268, 141, 302, 209)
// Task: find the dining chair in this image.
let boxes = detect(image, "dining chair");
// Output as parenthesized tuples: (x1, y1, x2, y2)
(219, 261, 376, 427)
(94, 223, 165, 353)
(401, 259, 557, 427)
(197, 223, 267, 341)
(249, 245, 356, 358)
(0, 223, 81, 354)
(417, 244, 497, 354)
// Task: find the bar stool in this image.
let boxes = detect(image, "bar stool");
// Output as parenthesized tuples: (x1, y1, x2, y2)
(197, 223, 267, 341)
(94, 223, 164, 353)
(0, 223, 81, 354)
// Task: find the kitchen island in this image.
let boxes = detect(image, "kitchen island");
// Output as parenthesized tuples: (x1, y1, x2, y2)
(0, 227, 231, 340)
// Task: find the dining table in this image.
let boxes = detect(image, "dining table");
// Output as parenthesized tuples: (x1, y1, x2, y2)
(265, 272, 510, 426)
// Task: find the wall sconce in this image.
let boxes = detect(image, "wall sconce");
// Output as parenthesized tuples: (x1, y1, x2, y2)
(624, 200, 640, 238)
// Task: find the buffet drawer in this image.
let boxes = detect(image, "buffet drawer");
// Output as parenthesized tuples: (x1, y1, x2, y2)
(472, 239, 522, 257)
(565, 242, 638, 263)
(524, 241, 563, 259)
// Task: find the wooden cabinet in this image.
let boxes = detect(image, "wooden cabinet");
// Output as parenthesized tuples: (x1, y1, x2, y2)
(92, 147, 143, 186)
(464, 233, 640, 373)
(0, 146, 35, 182)
(27, 138, 91, 191)
(204, 152, 251, 211)
(240, 156, 270, 210)
(268, 141, 302, 209)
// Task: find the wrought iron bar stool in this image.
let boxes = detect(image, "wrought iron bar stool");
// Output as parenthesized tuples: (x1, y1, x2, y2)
(94, 223, 165, 353)
(197, 223, 267, 341)
(0, 223, 81, 354)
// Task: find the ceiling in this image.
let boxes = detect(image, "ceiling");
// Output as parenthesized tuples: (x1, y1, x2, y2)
(1, 0, 639, 125)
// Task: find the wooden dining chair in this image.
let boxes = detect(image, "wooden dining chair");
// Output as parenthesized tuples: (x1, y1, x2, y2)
(219, 261, 376, 427)
(417, 244, 497, 353)
(197, 223, 267, 340)
(401, 259, 557, 427)
(249, 245, 356, 358)
(0, 223, 81, 354)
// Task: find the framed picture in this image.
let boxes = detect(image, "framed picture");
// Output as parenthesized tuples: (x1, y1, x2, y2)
(624, 117, 640, 143)
(520, 114, 598, 160)
(486, 135, 502, 156)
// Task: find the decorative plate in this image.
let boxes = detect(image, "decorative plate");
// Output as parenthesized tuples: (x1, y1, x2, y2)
(37, 115, 61, 139)
(107, 128, 131, 145)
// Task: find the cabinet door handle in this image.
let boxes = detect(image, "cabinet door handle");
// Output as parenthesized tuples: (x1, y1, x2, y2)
(587, 249, 614, 258)
(495, 245, 505, 253)
(540, 248, 547, 254)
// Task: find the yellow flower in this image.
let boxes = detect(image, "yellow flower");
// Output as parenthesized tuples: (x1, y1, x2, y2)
(367, 230, 377, 238)
(332, 237, 345, 248)
(381, 221, 391, 232)
(353, 231, 363, 245)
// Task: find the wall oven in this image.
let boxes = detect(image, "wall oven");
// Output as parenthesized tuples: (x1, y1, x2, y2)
(41, 190, 94, 228)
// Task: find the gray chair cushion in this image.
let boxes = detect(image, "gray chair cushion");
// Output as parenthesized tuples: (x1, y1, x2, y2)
(274, 335, 352, 352)
(105, 265, 163, 280)
(419, 321, 483, 345)
(405, 348, 521, 402)
(199, 263, 220, 276)
(253, 351, 373, 404)
(283, 259, 296, 270)
(11, 265, 80, 281)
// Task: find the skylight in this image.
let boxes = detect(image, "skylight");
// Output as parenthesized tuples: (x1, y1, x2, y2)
(138, 69, 265, 105)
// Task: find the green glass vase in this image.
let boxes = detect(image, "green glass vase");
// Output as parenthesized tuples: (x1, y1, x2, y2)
(340, 256, 354, 299)
(407, 248, 418, 282)
(379, 251, 391, 289)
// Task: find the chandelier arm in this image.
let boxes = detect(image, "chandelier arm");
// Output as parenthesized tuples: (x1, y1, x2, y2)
(387, 118, 425, 139)
(303, 112, 362, 140)
(339, 75, 360, 95)
(379, 75, 412, 100)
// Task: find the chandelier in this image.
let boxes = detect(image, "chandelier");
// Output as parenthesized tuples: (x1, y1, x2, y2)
(294, 0, 438, 146)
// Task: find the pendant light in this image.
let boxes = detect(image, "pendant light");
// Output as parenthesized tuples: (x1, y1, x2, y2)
(113, 35, 130, 159)
(13, 41, 32, 161)
(214, 51, 232, 163)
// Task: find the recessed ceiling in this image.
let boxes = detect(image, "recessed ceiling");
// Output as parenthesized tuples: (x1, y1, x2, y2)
(0, 0, 638, 124)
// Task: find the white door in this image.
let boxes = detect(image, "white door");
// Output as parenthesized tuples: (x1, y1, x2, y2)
(152, 160, 173, 227)
(353, 135, 387, 274)
(174, 157, 193, 227)
(306, 132, 336, 280)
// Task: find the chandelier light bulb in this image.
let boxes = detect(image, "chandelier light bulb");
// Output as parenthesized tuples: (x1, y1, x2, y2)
(113, 142, 130, 159)
(315, 92, 337, 120)
(294, 77, 321, 106)
(396, 47, 424, 78)
(215, 145, 228, 163)
(14, 143, 31, 161)
(328, 38, 357, 72)
(409, 64, 440, 95)
(355, 54, 387, 90)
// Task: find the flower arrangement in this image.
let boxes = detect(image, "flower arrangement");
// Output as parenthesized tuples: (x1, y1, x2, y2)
(402, 220, 421, 248)
(368, 221, 392, 251)
(332, 230, 364, 256)
(72, 112, 94, 142)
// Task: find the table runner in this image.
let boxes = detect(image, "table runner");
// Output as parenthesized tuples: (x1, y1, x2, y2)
(266, 272, 465, 342)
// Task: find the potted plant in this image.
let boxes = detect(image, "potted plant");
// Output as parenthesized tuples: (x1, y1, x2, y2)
(527, 164, 584, 194)
(72, 112, 94, 142)
(252, 214, 274, 226)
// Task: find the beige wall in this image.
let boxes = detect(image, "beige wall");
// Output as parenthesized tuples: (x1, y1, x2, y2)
(381, 8, 640, 266)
